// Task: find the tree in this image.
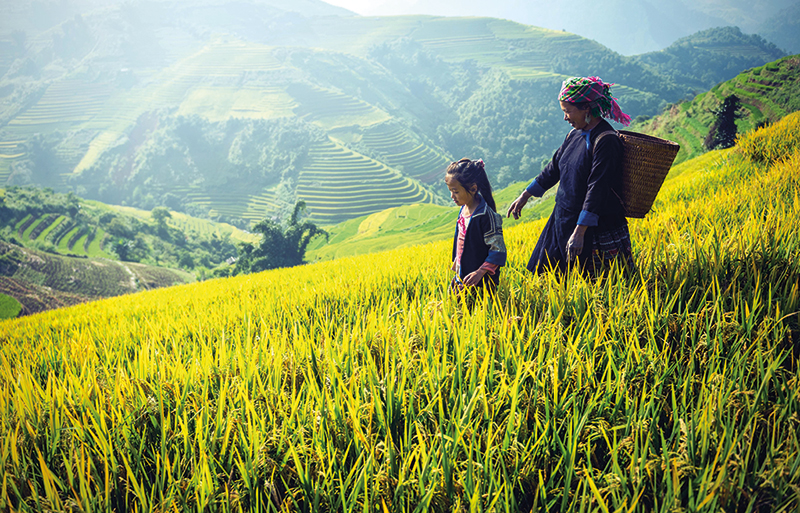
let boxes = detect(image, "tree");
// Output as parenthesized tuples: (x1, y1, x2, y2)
(151, 206, 171, 227)
(234, 201, 327, 274)
(704, 94, 744, 150)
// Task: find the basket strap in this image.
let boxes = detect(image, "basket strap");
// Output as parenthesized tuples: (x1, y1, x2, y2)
(592, 129, 619, 151)
(589, 129, 626, 213)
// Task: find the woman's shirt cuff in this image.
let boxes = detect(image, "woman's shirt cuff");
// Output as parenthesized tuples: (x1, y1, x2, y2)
(577, 210, 599, 227)
(526, 179, 546, 197)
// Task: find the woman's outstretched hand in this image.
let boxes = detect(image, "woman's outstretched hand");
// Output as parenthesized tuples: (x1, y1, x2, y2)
(507, 191, 532, 219)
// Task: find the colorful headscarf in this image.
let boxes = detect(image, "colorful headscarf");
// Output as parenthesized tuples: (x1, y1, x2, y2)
(559, 76, 632, 126)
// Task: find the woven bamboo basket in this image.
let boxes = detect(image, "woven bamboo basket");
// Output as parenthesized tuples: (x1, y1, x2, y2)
(617, 130, 680, 218)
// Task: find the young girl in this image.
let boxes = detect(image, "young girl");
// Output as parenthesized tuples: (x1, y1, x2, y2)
(445, 158, 506, 291)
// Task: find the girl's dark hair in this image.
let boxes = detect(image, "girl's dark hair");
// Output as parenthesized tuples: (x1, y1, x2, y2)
(445, 158, 496, 212)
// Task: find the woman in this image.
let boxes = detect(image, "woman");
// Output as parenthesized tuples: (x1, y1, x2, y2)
(507, 76, 635, 275)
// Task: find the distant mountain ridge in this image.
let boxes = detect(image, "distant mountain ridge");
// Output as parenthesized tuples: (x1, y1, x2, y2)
(634, 27, 785, 96)
(340, 0, 799, 55)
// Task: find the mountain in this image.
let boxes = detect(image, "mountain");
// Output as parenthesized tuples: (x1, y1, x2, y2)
(633, 27, 785, 96)
(0, 1, 788, 227)
(758, 2, 800, 53)
(335, 0, 799, 55)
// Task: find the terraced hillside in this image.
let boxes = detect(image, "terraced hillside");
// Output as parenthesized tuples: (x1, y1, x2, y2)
(634, 55, 800, 164)
(297, 139, 436, 224)
(358, 122, 451, 183)
(148, 39, 288, 111)
(8, 79, 113, 133)
(0, 140, 23, 183)
(0, 240, 192, 316)
(12, 211, 112, 258)
(0, 187, 253, 293)
(311, 15, 583, 71)
(288, 83, 391, 130)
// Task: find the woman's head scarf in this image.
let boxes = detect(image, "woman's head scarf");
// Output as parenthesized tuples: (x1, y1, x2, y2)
(559, 76, 632, 126)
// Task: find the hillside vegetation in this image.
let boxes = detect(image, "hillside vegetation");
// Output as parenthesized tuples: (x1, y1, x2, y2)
(0, 0, 787, 226)
(0, 186, 263, 316)
(632, 54, 800, 164)
(0, 186, 251, 270)
(0, 240, 193, 315)
(1, 111, 798, 510)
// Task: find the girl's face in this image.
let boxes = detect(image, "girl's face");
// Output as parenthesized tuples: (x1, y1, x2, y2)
(445, 175, 477, 207)
(560, 101, 591, 130)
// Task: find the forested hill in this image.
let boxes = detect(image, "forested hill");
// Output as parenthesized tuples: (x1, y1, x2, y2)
(631, 54, 800, 164)
(0, 184, 263, 317)
(633, 26, 785, 96)
(0, 0, 788, 226)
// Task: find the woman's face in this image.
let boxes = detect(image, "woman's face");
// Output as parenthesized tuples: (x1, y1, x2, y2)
(560, 101, 591, 130)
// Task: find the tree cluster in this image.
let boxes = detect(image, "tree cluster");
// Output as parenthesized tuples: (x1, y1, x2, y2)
(224, 201, 326, 276)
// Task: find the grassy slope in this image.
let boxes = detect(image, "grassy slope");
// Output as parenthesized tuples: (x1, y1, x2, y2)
(632, 54, 800, 164)
(0, 112, 798, 510)
(104, 203, 259, 245)
(0, 292, 21, 319)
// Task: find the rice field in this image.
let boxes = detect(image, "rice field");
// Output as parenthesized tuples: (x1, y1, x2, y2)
(288, 83, 391, 131)
(7, 80, 113, 130)
(408, 17, 590, 70)
(0, 111, 798, 512)
(8, 211, 110, 258)
(297, 138, 435, 224)
(0, 140, 25, 183)
(359, 122, 451, 183)
(176, 86, 296, 122)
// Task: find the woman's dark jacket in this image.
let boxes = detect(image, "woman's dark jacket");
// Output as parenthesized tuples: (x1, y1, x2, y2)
(525, 119, 626, 273)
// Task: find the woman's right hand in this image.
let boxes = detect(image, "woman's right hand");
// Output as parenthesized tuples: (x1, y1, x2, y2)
(507, 191, 531, 219)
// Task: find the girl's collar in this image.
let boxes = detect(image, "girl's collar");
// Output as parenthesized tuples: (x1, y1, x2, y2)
(462, 194, 486, 217)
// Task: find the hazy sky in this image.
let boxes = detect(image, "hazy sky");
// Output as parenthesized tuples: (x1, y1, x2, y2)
(322, 0, 520, 19)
